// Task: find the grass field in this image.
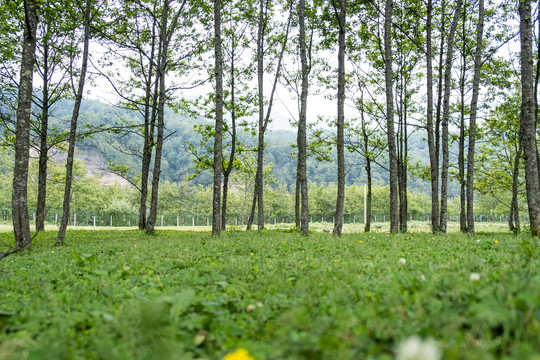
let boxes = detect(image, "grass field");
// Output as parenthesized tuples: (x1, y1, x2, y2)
(1, 229, 539, 359)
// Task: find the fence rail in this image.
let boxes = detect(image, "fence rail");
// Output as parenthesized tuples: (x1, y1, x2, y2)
(0, 208, 523, 228)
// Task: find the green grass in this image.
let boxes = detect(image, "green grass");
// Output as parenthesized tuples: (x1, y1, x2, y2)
(1, 230, 539, 360)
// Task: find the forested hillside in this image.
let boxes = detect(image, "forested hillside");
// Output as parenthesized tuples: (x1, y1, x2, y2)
(44, 98, 454, 195)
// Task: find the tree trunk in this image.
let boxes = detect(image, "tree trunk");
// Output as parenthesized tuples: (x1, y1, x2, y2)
(147, 0, 181, 233)
(247, 0, 290, 230)
(458, 3, 467, 233)
(519, 0, 540, 236)
(212, 0, 224, 236)
(360, 95, 372, 233)
(439, 0, 462, 233)
(36, 40, 49, 232)
(221, 30, 237, 232)
(509, 145, 522, 234)
(138, 21, 158, 231)
(298, 0, 310, 235)
(466, 0, 484, 236)
(426, 0, 439, 233)
(384, 0, 398, 234)
(333, 0, 346, 236)
(295, 176, 300, 227)
(248, 0, 266, 231)
(12, 0, 38, 249)
(365, 160, 372, 233)
(56, 0, 91, 246)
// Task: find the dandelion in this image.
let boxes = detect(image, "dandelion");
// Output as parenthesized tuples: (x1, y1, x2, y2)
(223, 348, 254, 360)
(250, 253, 254, 256)
(399, 258, 406, 264)
(334, 259, 339, 263)
(470, 272, 481, 281)
(494, 240, 499, 244)
(396, 336, 441, 360)
(359, 240, 363, 243)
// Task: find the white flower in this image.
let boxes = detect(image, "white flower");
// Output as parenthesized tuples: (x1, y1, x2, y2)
(396, 336, 441, 360)
(420, 274, 426, 281)
(399, 258, 407, 264)
(470, 272, 481, 282)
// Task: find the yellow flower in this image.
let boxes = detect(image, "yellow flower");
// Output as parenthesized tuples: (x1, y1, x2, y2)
(359, 240, 363, 243)
(250, 253, 254, 256)
(495, 240, 499, 244)
(223, 348, 254, 360)
(334, 259, 339, 263)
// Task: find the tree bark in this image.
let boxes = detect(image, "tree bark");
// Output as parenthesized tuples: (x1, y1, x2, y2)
(439, 0, 462, 233)
(138, 18, 158, 231)
(466, 0, 484, 236)
(519, 0, 540, 236)
(56, 0, 91, 245)
(384, 0, 398, 234)
(12, 0, 38, 249)
(298, 0, 310, 235)
(458, 2, 467, 233)
(36, 40, 49, 232)
(425, 0, 438, 233)
(509, 145, 522, 234)
(213, 0, 224, 236)
(333, 0, 346, 236)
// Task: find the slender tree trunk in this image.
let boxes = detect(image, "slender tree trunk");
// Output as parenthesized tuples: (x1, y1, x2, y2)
(298, 0, 310, 235)
(247, 0, 290, 230)
(360, 94, 372, 233)
(365, 160, 372, 233)
(138, 23, 158, 231)
(434, 0, 445, 226)
(384, 0, 398, 234)
(147, 0, 181, 233)
(295, 176, 300, 227)
(439, 0, 462, 233)
(56, 0, 91, 245)
(248, 0, 266, 231)
(221, 35, 237, 232)
(426, 0, 438, 233)
(509, 145, 522, 234)
(400, 95, 408, 233)
(212, 0, 224, 236)
(36, 41, 49, 232)
(466, 0, 483, 236)
(333, 0, 346, 236)
(458, 3, 467, 233)
(12, 0, 38, 249)
(519, 0, 540, 236)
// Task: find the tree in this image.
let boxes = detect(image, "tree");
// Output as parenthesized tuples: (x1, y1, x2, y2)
(438, 0, 462, 233)
(34, 4, 77, 232)
(12, 0, 38, 250)
(56, 0, 92, 246)
(465, 0, 484, 235)
(212, 0, 224, 236)
(246, 0, 292, 230)
(518, 0, 540, 236)
(384, 0, 398, 234)
(146, 0, 185, 234)
(332, 0, 346, 236)
(298, 0, 311, 235)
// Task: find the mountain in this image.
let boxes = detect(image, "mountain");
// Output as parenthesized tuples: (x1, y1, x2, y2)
(4, 97, 461, 197)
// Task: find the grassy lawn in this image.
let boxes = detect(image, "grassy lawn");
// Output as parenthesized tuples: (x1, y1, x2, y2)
(0, 229, 539, 359)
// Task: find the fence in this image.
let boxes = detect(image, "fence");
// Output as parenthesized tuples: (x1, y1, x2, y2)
(0, 207, 523, 228)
